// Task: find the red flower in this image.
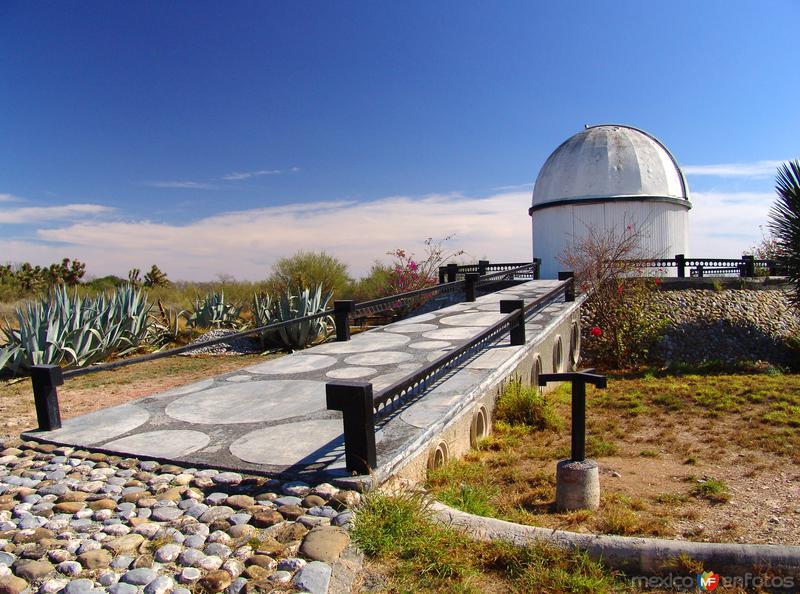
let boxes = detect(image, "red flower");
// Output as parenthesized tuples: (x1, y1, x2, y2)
(655, 278, 662, 286)
(617, 285, 623, 295)
(590, 326, 602, 337)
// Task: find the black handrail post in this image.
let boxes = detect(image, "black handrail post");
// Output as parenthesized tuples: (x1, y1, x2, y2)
(446, 263, 458, 283)
(743, 255, 755, 278)
(533, 258, 541, 280)
(464, 273, 479, 302)
(438, 267, 446, 284)
(697, 265, 704, 278)
(30, 365, 64, 431)
(326, 381, 376, 474)
(675, 254, 686, 278)
(478, 260, 489, 276)
(558, 271, 575, 301)
(500, 300, 525, 346)
(333, 300, 355, 342)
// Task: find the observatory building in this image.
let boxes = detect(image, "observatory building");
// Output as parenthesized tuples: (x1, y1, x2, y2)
(530, 124, 691, 279)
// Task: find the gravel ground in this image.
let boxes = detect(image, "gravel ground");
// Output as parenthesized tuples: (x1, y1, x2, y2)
(0, 439, 360, 594)
(180, 331, 264, 357)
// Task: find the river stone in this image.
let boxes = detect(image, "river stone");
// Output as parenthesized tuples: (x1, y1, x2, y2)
(77, 549, 112, 569)
(177, 548, 204, 567)
(13, 560, 53, 580)
(0, 575, 27, 594)
(56, 561, 81, 576)
(154, 543, 181, 563)
(143, 575, 173, 594)
(251, 510, 282, 528)
(52, 502, 85, 514)
(299, 527, 349, 562)
(178, 567, 201, 584)
(63, 578, 94, 594)
(224, 496, 254, 510)
(199, 570, 232, 593)
(292, 561, 332, 594)
(105, 534, 145, 555)
(108, 584, 138, 594)
(150, 507, 183, 522)
(120, 567, 157, 586)
(199, 507, 234, 524)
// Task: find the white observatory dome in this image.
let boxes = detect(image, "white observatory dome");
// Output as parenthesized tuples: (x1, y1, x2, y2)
(531, 125, 691, 279)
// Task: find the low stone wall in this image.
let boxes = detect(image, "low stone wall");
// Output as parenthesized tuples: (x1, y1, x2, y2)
(581, 285, 799, 368)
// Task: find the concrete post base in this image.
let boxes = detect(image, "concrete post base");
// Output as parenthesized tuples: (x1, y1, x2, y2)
(556, 459, 599, 511)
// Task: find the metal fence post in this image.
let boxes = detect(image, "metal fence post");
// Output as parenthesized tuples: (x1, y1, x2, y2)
(30, 365, 64, 431)
(464, 273, 479, 302)
(697, 265, 704, 278)
(500, 300, 525, 346)
(333, 300, 355, 342)
(446, 263, 458, 283)
(558, 271, 575, 301)
(533, 258, 541, 280)
(743, 255, 755, 278)
(325, 381, 376, 474)
(675, 254, 686, 278)
(477, 260, 489, 276)
(438, 267, 446, 284)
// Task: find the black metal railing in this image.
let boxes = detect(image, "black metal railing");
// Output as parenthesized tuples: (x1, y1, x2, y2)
(438, 259, 541, 283)
(326, 273, 576, 474)
(26, 262, 541, 433)
(625, 254, 786, 278)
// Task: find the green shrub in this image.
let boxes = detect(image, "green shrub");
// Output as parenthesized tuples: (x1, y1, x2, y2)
(495, 380, 563, 431)
(267, 251, 352, 299)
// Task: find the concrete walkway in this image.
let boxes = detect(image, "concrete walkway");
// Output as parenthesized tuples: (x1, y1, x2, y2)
(23, 281, 569, 483)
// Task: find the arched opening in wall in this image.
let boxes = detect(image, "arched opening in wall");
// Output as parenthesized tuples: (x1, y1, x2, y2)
(569, 322, 581, 370)
(427, 441, 449, 471)
(470, 405, 489, 448)
(529, 354, 542, 392)
(553, 336, 563, 373)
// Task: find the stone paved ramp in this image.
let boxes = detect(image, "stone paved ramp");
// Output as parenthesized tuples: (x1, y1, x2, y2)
(23, 281, 568, 483)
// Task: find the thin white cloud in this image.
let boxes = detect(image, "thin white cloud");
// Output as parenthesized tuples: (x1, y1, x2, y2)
(688, 191, 775, 256)
(222, 169, 282, 181)
(0, 193, 24, 203)
(0, 203, 115, 225)
(682, 160, 787, 178)
(2, 193, 530, 280)
(145, 181, 217, 189)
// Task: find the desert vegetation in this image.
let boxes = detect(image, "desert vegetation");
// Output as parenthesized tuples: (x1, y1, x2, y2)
(0, 238, 465, 375)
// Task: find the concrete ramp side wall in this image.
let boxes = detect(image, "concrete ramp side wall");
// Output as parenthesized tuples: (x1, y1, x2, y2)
(380, 299, 582, 487)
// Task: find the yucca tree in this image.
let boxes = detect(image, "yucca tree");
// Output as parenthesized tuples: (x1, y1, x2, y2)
(768, 160, 800, 306)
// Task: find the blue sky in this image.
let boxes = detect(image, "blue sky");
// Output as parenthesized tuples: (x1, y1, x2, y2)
(1, 1, 798, 279)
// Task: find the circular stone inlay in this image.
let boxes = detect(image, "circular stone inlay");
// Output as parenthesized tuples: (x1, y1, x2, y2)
(422, 327, 478, 341)
(152, 378, 215, 399)
(226, 375, 252, 383)
(439, 312, 508, 327)
(103, 430, 210, 458)
(344, 351, 414, 366)
(248, 354, 337, 375)
(383, 323, 439, 334)
(165, 380, 326, 424)
(326, 367, 377, 379)
(231, 420, 351, 467)
(427, 349, 455, 362)
(393, 312, 438, 324)
(371, 371, 415, 392)
(313, 332, 410, 354)
(408, 340, 452, 351)
(46, 404, 150, 446)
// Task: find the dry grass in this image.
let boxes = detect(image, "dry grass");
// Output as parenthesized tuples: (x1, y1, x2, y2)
(425, 369, 800, 543)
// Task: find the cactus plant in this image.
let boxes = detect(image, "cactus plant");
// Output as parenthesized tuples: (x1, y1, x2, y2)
(262, 285, 333, 350)
(0, 284, 151, 374)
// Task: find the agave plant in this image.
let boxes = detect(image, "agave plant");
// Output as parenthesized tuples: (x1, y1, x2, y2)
(251, 292, 274, 348)
(262, 285, 333, 350)
(0, 284, 151, 375)
(184, 291, 244, 329)
(146, 300, 187, 348)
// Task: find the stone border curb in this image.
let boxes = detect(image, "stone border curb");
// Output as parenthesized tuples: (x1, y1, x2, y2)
(430, 501, 800, 579)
